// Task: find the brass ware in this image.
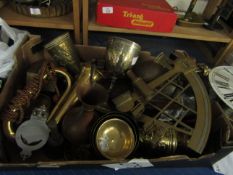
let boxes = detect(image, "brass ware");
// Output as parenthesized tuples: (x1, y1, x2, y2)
(92, 114, 137, 160)
(132, 59, 166, 82)
(45, 33, 80, 75)
(114, 50, 211, 154)
(106, 37, 141, 75)
(46, 68, 72, 124)
(2, 65, 71, 141)
(47, 64, 105, 124)
(62, 106, 94, 145)
(141, 124, 178, 153)
(2, 61, 52, 141)
(112, 91, 135, 112)
(61, 65, 107, 145)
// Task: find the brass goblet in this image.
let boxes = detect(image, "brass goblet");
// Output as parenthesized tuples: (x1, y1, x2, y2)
(106, 37, 141, 91)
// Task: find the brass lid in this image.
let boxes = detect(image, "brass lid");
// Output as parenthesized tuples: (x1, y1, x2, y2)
(95, 118, 136, 160)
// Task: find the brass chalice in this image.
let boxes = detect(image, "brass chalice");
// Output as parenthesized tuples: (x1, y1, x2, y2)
(106, 37, 141, 91)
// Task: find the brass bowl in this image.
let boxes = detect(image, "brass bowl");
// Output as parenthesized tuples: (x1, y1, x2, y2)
(91, 113, 138, 160)
(106, 37, 141, 75)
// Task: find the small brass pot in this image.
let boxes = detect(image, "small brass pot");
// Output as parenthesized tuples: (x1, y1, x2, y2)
(90, 112, 139, 160)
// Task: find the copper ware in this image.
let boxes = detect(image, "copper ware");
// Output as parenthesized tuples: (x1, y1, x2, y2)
(45, 33, 80, 75)
(62, 106, 94, 145)
(2, 61, 51, 141)
(91, 113, 138, 160)
(61, 65, 107, 145)
(2, 61, 71, 141)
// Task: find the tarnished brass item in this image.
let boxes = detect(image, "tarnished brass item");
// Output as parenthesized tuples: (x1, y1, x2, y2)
(132, 57, 166, 82)
(106, 37, 141, 75)
(45, 33, 80, 75)
(112, 91, 135, 112)
(141, 122, 177, 153)
(47, 64, 105, 124)
(92, 114, 137, 160)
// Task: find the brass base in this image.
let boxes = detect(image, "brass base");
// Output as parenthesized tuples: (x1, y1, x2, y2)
(177, 12, 205, 27)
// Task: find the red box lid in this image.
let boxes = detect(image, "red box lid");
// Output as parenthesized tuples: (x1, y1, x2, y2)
(98, 0, 174, 13)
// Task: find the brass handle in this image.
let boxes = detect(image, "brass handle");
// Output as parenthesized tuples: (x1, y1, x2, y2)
(47, 69, 72, 124)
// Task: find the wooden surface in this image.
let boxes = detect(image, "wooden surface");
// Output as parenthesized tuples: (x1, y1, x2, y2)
(203, 0, 223, 20)
(82, 0, 231, 45)
(82, 0, 89, 45)
(89, 16, 231, 43)
(72, 0, 81, 43)
(215, 39, 233, 65)
(0, 4, 74, 29)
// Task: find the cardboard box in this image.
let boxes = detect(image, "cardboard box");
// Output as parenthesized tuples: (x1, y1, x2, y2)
(0, 36, 232, 169)
(96, 0, 177, 33)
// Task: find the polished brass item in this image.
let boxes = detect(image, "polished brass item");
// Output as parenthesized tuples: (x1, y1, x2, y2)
(94, 117, 136, 160)
(116, 50, 211, 154)
(106, 37, 141, 75)
(47, 64, 104, 124)
(177, 0, 205, 27)
(46, 69, 72, 124)
(45, 33, 80, 75)
(61, 65, 107, 145)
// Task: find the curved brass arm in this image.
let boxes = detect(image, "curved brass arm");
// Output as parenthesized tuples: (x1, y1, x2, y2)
(2, 68, 72, 141)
